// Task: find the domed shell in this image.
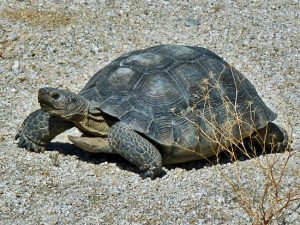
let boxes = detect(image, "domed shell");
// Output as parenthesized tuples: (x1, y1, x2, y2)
(79, 45, 276, 150)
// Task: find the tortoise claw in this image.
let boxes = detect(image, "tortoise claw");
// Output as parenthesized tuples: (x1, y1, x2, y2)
(14, 132, 20, 140)
(140, 167, 157, 179)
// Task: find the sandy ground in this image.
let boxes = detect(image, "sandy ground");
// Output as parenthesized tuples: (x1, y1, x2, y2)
(0, 1, 299, 224)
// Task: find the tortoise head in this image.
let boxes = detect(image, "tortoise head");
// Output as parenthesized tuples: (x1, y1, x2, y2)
(38, 87, 109, 136)
(38, 87, 88, 119)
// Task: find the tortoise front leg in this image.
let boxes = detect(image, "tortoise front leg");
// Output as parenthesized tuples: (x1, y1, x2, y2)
(108, 122, 162, 178)
(15, 109, 73, 152)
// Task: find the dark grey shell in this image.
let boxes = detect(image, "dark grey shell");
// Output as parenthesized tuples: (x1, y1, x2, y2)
(79, 45, 276, 151)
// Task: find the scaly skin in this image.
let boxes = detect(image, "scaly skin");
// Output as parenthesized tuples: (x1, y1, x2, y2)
(15, 109, 73, 152)
(108, 122, 163, 178)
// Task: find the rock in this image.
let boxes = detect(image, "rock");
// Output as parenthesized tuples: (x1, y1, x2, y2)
(7, 34, 18, 41)
(11, 60, 22, 75)
(185, 17, 200, 27)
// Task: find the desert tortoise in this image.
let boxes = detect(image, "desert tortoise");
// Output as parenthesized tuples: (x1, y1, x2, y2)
(15, 45, 288, 178)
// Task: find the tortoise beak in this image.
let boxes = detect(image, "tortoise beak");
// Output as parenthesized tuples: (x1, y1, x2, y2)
(38, 88, 50, 104)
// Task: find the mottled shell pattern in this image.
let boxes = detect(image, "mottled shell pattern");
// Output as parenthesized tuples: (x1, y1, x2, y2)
(79, 45, 275, 153)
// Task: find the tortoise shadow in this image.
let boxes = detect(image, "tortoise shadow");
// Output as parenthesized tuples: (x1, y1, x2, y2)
(47, 138, 283, 178)
(165, 137, 286, 172)
(48, 142, 138, 174)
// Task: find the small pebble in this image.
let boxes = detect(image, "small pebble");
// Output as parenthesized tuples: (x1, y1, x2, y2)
(185, 17, 200, 27)
(11, 60, 21, 74)
(7, 34, 18, 41)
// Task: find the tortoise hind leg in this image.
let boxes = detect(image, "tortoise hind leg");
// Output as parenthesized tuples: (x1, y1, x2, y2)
(108, 122, 162, 179)
(251, 122, 289, 153)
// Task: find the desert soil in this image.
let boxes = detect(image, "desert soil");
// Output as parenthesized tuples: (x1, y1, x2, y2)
(0, 1, 299, 224)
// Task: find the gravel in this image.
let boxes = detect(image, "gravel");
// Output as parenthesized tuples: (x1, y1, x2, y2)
(0, 0, 299, 224)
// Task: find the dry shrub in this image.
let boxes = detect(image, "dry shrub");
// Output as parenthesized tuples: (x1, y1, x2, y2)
(174, 65, 299, 224)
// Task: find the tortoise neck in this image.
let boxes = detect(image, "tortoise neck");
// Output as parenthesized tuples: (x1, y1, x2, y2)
(77, 100, 110, 136)
(63, 95, 90, 120)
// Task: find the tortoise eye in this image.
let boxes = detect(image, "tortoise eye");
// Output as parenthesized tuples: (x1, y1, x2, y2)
(50, 92, 60, 100)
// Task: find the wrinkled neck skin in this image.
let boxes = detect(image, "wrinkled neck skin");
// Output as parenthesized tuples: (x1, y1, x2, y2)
(63, 97, 110, 137)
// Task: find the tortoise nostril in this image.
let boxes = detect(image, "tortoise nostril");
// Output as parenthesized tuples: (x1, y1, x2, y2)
(50, 92, 60, 100)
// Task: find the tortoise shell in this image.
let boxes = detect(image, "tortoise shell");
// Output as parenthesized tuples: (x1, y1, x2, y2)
(79, 45, 276, 154)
